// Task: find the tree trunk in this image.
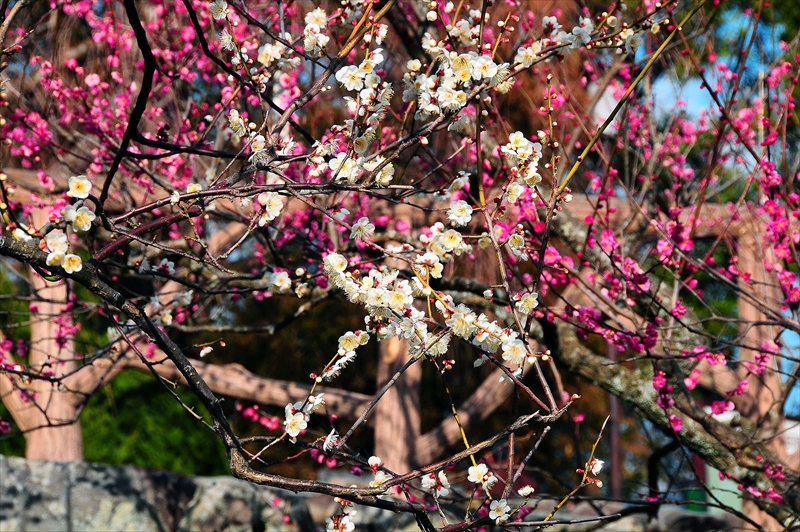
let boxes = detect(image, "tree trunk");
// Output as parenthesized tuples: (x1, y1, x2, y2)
(736, 226, 786, 531)
(0, 266, 83, 460)
(373, 336, 421, 472)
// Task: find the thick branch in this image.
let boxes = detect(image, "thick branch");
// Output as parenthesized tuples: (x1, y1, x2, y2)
(550, 320, 800, 523)
(122, 355, 372, 418)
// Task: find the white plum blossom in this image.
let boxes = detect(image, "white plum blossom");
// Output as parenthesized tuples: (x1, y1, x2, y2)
(472, 314, 503, 353)
(489, 499, 511, 524)
(414, 252, 444, 279)
(421, 470, 450, 497)
(468, 463, 489, 484)
(45, 230, 68, 255)
(625, 32, 644, 54)
(589, 457, 604, 475)
(370, 24, 389, 44)
(155, 258, 176, 275)
(174, 290, 193, 307)
(257, 192, 285, 225)
(218, 29, 235, 51)
(490, 62, 514, 93)
(502, 131, 542, 164)
(572, 17, 595, 44)
(387, 286, 413, 311)
(305, 7, 327, 27)
(506, 181, 524, 203)
(304, 24, 330, 56)
(471, 55, 498, 81)
(369, 470, 392, 488)
(323, 428, 339, 453)
(209, 0, 228, 20)
(63, 205, 96, 232)
(62, 254, 83, 274)
(295, 283, 311, 298)
(449, 19, 477, 46)
(46, 249, 66, 268)
(411, 331, 451, 358)
(67, 174, 92, 199)
(336, 65, 365, 91)
(446, 306, 477, 338)
(363, 157, 394, 187)
(199, 346, 214, 357)
(542, 15, 561, 35)
(328, 152, 359, 183)
(436, 85, 466, 112)
(518, 485, 535, 497)
(338, 331, 363, 352)
(350, 217, 375, 240)
(326, 513, 355, 532)
(507, 131, 528, 150)
(269, 271, 292, 293)
(516, 292, 539, 315)
(502, 338, 527, 365)
(304, 393, 326, 413)
(522, 166, 543, 186)
(365, 287, 390, 309)
(284, 411, 308, 438)
(332, 205, 349, 219)
(258, 42, 286, 67)
(448, 200, 473, 227)
(44, 229, 69, 272)
(228, 109, 247, 138)
(439, 229, 462, 251)
(160, 311, 173, 326)
(249, 134, 268, 163)
(507, 234, 525, 250)
(449, 53, 471, 80)
(322, 347, 360, 381)
(324, 253, 348, 274)
(514, 42, 542, 68)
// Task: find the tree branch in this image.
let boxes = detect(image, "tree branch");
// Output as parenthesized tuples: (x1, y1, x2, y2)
(550, 320, 800, 523)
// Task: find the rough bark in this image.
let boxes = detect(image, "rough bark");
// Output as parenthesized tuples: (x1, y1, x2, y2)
(373, 336, 421, 471)
(0, 207, 83, 460)
(122, 354, 373, 419)
(551, 320, 800, 526)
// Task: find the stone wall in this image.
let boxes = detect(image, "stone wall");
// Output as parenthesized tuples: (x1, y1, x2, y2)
(0, 455, 315, 531)
(0, 455, 748, 531)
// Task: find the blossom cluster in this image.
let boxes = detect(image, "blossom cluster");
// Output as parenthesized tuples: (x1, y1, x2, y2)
(41, 175, 99, 274)
(325, 47, 396, 185)
(321, 246, 538, 374)
(283, 393, 324, 441)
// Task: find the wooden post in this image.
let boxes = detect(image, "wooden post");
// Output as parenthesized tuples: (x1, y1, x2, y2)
(373, 337, 421, 472)
(736, 223, 787, 531)
(0, 207, 83, 460)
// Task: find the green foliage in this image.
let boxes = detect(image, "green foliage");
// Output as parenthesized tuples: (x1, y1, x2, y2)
(0, 401, 25, 457)
(80, 370, 229, 475)
(683, 239, 740, 347)
(0, 267, 30, 344)
(1, 370, 230, 476)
